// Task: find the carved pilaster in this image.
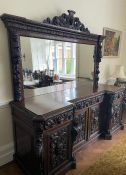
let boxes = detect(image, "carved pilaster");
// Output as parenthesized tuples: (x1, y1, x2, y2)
(33, 122, 44, 174)
(100, 93, 115, 139)
(93, 36, 103, 90)
(100, 90, 125, 139)
(9, 30, 24, 101)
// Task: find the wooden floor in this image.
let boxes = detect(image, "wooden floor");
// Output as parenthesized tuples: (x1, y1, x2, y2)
(0, 113, 126, 175)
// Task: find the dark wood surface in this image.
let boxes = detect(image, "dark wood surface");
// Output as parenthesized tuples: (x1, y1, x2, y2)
(19, 79, 124, 116)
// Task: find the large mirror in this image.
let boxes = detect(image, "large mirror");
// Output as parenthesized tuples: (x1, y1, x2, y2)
(20, 36, 94, 97)
(1, 12, 104, 101)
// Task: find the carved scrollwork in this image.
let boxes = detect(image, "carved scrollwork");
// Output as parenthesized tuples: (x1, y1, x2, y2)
(43, 10, 90, 33)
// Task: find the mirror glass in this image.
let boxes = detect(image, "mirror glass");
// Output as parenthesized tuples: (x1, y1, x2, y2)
(20, 36, 94, 97)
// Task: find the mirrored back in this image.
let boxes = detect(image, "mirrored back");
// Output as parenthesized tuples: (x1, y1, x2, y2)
(1, 12, 104, 101)
(20, 36, 94, 97)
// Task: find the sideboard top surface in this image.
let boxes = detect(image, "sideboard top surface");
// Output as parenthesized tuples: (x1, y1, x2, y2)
(14, 79, 124, 116)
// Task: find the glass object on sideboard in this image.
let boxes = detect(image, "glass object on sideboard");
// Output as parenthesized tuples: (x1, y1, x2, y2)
(115, 66, 126, 110)
(114, 65, 126, 86)
(107, 65, 126, 86)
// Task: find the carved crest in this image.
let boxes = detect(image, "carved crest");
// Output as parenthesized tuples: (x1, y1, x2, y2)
(43, 10, 90, 33)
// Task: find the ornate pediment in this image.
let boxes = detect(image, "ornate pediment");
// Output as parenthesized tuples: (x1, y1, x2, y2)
(43, 10, 90, 33)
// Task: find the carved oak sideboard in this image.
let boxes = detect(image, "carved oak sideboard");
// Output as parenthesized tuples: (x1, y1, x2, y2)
(10, 81, 124, 175)
(1, 11, 125, 175)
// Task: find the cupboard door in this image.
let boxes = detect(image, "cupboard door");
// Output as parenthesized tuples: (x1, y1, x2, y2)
(111, 102, 122, 130)
(43, 121, 72, 175)
(73, 108, 88, 150)
(88, 104, 100, 140)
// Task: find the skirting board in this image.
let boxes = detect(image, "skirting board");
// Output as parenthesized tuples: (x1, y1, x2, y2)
(0, 142, 14, 166)
(0, 101, 10, 109)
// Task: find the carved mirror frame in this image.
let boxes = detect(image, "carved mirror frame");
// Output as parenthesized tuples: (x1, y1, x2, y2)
(1, 10, 104, 102)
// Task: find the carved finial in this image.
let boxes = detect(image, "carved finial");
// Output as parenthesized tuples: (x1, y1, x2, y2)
(43, 10, 90, 33)
(67, 10, 75, 17)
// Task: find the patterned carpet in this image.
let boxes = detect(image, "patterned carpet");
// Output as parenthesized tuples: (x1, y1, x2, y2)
(82, 138, 126, 175)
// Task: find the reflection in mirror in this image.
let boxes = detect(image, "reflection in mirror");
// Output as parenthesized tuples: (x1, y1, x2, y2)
(77, 44, 94, 80)
(20, 36, 94, 93)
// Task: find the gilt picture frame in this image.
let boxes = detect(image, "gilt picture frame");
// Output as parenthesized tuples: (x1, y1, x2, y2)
(103, 27, 122, 58)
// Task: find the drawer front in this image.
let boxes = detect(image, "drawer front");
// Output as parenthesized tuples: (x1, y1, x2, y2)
(44, 109, 73, 130)
(73, 94, 104, 111)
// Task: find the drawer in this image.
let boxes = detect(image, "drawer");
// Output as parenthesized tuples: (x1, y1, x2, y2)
(73, 94, 104, 111)
(44, 109, 73, 130)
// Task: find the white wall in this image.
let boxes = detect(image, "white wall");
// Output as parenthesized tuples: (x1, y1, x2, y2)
(0, 104, 14, 166)
(0, 0, 126, 165)
(77, 44, 94, 79)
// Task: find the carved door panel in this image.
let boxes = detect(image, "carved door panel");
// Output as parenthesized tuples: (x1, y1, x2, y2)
(73, 108, 88, 150)
(43, 121, 72, 175)
(111, 102, 122, 130)
(88, 104, 100, 140)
